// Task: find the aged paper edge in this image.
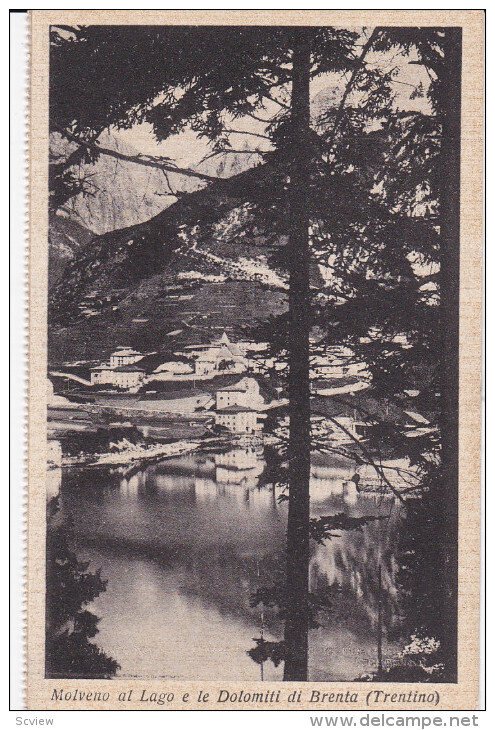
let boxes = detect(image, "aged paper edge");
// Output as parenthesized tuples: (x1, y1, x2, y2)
(26, 9, 484, 711)
(10, 9, 30, 711)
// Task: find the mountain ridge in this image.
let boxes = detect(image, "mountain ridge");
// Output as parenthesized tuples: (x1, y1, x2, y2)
(48, 159, 289, 365)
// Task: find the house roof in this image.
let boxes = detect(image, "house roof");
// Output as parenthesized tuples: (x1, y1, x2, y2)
(185, 332, 247, 359)
(217, 376, 259, 394)
(195, 344, 246, 362)
(111, 348, 142, 357)
(139, 390, 212, 401)
(154, 361, 192, 373)
(113, 364, 146, 373)
(213, 332, 233, 346)
(136, 353, 176, 373)
(217, 405, 257, 414)
(226, 344, 244, 357)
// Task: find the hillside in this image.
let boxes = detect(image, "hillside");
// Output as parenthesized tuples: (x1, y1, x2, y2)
(51, 131, 262, 235)
(51, 131, 177, 234)
(48, 213, 94, 288)
(48, 159, 294, 365)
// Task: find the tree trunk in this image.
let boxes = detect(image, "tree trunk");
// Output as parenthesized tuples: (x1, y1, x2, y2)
(437, 27, 462, 680)
(283, 28, 312, 682)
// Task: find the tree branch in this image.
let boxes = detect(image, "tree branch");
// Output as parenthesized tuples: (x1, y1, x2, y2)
(327, 27, 383, 142)
(311, 411, 407, 503)
(224, 128, 271, 141)
(54, 127, 222, 183)
(244, 110, 276, 124)
(197, 147, 263, 166)
(262, 93, 290, 111)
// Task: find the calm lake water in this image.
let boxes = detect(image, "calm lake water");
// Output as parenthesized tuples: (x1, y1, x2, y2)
(58, 446, 403, 681)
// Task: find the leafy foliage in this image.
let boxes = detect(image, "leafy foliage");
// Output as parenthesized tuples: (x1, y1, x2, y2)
(248, 638, 286, 668)
(45, 498, 119, 679)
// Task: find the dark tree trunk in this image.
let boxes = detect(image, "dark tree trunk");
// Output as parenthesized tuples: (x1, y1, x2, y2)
(283, 28, 312, 682)
(437, 27, 462, 680)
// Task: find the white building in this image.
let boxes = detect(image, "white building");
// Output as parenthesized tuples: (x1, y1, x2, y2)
(111, 365, 146, 389)
(109, 347, 144, 369)
(177, 333, 273, 377)
(195, 333, 248, 376)
(90, 362, 145, 390)
(214, 377, 266, 434)
(215, 407, 261, 434)
(90, 347, 146, 389)
(183, 332, 271, 377)
(215, 376, 264, 411)
(90, 365, 116, 386)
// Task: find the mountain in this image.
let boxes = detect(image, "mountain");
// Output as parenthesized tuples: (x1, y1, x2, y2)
(51, 88, 340, 237)
(48, 161, 293, 365)
(48, 213, 94, 288)
(48, 130, 336, 366)
(51, 131, 262, 235)
(195, 143, 263, 180)
(311, 85, 341, 121)
(51, 130, 195, 234)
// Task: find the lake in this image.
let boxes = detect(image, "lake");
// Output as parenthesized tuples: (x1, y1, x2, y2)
(57, 446, 403, 681)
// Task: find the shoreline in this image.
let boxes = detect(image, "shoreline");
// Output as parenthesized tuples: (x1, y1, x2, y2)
(61, 439, 202, 469)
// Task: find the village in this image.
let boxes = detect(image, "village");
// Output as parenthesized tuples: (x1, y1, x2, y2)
(46, 329, 431, 503)
(49, 331, 370, 435)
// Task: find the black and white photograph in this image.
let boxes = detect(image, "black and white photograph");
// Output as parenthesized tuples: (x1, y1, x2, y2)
(25, 14, 481, 705)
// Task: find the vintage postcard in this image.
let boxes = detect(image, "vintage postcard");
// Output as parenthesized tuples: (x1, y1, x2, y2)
(24, 9, 483, 710)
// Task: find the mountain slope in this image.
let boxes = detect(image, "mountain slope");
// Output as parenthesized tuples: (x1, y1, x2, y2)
(48, 159, 290, 365)
(51, 130, 188, 234)
(48, 213, 94, 288)
(51, 131, 263, 235)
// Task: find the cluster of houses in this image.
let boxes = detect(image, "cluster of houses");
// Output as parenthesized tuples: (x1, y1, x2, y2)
(82, 335, 276, 434)
(89, 333, 272, 391)
(81, 333, 372, 434)
(89, 333, 367, 392)
(51, 333, 370, 435)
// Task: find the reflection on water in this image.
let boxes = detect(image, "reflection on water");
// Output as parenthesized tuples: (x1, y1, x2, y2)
(59, 446, 402, 681)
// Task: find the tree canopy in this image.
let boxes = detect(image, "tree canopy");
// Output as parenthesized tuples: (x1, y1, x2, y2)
(48, 24, 461, 681)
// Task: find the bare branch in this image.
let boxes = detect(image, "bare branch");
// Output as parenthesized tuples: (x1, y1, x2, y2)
(224, 128, 271, 141)
(55, 127, 222, 183)
(327, 28, 382, 142)
(197, 147, 263, 166)
(262, 93, 290, 111)
(244, 110, 277, 124)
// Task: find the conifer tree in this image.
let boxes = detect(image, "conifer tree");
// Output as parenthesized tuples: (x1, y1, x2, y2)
(49, 25, 462, 680)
